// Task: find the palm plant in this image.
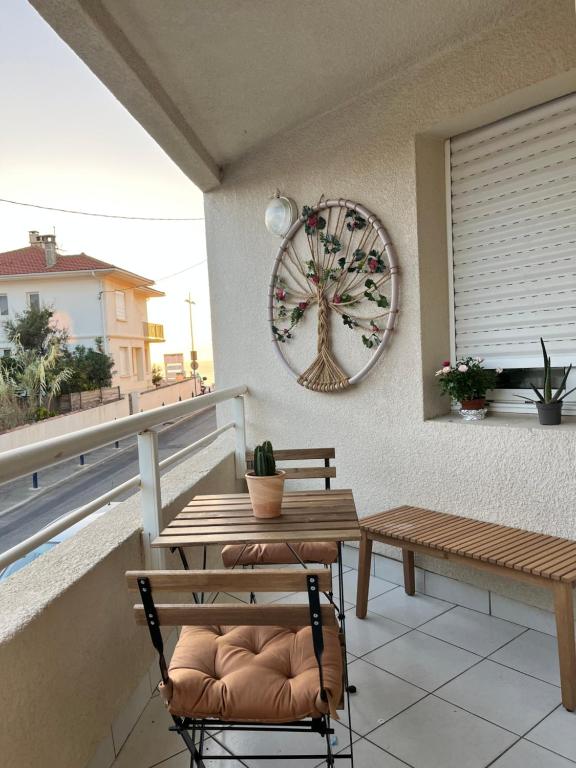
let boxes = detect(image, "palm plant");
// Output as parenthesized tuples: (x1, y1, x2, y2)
(0, 363, 27, 430)
(16, 342, 73, 411)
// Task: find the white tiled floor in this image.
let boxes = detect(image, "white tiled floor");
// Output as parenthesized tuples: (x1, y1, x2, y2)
(110, 565, 575, 768)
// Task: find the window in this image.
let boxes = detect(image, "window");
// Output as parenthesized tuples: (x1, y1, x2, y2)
(447, 91, 576, 411)
(132, 347, 144, 380)
(0, 295, 8, 316)
(115, 290, 127, 321)
(27, 292, 40, 311)
(2, 349, 10, 357)
(118, 347, 130, 377)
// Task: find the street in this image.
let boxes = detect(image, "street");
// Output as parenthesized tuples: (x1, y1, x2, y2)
(0, 406, 217, 554)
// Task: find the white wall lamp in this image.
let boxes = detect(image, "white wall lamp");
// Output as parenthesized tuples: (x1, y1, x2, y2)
(264, 191, 297, 237)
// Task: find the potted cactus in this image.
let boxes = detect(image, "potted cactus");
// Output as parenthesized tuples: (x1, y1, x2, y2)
(245, 441, 286, 518)
(515, 338, 575, 425)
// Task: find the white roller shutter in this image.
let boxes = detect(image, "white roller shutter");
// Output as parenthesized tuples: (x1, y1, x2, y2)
(449, 92, 576, 368)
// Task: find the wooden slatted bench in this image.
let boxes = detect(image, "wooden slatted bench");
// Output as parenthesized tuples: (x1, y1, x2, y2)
(355, 506, 576, 711)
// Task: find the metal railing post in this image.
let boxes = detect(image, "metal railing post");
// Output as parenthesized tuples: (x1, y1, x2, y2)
(137, 429, 165, 568)
(233, 395, 247, 479)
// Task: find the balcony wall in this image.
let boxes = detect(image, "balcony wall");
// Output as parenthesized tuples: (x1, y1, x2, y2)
(206, 0, 576, 615)
(0, 432, 242, 768)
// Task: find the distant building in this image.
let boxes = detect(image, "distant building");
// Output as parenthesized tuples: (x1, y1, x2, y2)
(0, 231, 165, 392)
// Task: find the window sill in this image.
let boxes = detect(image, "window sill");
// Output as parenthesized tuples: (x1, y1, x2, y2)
(427, 410, 576, 431)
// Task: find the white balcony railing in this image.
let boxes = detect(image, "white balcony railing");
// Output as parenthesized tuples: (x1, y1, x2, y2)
(0, 385, 248, 571)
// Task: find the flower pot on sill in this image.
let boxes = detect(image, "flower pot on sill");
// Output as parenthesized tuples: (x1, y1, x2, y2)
(245, 470, 286, 518)
(536, 401, 562, 426)
(460, 397, 486, 410)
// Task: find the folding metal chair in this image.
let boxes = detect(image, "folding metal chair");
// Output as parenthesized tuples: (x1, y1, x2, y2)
(127, 568, 354, 766)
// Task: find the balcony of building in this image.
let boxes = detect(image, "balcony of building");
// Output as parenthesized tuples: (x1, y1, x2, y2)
(3, 1, 576, 767)
(143, 322, 165, 343)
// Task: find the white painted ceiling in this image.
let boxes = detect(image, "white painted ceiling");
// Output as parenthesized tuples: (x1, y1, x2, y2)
(102, 0, 529, 164)
(31, 0, 534, 188)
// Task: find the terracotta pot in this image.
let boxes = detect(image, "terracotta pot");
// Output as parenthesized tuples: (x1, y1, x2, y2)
(245, 470, 286, 518)
(460, 397, 486, 410)
(536, 401, 562, 426)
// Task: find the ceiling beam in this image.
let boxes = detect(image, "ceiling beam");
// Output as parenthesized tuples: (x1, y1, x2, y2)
(29, 0, 222, 191)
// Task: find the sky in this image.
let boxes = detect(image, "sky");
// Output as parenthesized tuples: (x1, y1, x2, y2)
(0, 0, 213, 372)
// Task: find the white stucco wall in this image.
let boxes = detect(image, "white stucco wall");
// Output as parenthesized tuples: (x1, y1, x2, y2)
(0, 397, 129, 452)
(0, 275, 103, 349)
(205, 1, 576, 609)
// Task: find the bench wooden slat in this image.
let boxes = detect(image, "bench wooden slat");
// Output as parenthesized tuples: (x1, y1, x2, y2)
(489, 532, 550, 563)
(513, 540, 576, 571)
(538, 548, 576, 578)
(478, 530, 549, 563)
(448, 524, 513, 555)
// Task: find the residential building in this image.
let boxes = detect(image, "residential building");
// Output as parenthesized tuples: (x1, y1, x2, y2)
(0, 231, 165, 392)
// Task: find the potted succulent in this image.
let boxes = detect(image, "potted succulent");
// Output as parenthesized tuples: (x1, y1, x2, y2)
(515, 338, 575, 425)
(436, 356, 501, 416)
(245, 441, 286, 518)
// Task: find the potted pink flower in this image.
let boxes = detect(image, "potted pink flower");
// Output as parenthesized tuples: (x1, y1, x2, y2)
(436, 357, 501, 415)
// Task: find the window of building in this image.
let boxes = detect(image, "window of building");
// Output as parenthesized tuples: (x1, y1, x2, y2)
(115, 290, 127, 321)
(118, 346, 130, 377)
(132, 347, 144, 380)
(447, 91, 576, 412)
(27, 292, 40, 311)
(2, 349, 11, 357)
(0, 295, 8, 316)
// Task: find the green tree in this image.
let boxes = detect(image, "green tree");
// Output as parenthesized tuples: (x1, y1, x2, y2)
(4, 306, 68, 353)
(59, 337, 115, 392)
(151, 364, 163, 387)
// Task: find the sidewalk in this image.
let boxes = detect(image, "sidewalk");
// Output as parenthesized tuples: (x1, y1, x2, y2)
(0, 435, 138, 515)
(0, 409, 211, 516)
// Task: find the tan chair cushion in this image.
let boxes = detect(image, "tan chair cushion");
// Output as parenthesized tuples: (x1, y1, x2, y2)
(164, 624, 343, 723)
(221, 542, 339, 567)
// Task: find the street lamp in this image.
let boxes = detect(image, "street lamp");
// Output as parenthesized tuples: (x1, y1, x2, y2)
(184, 293, 197, 374)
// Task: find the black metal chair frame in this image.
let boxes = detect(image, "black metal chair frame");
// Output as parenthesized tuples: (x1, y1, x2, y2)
(137, 572, 354, 767)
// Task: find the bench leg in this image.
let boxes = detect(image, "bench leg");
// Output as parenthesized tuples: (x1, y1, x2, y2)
(553, 582, 576, 711)
(356, 532, 373, 619)
(403, 550, 416, 596)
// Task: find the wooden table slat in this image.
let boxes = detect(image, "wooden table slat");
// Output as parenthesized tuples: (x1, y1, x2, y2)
(163, 520, 361, 536)
(157, 529, 361, 546)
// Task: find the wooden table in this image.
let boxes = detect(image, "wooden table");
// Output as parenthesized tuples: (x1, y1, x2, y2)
(152, 489, 360, 552)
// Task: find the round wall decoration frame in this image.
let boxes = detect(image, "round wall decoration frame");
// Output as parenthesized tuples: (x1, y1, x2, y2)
(268, 198, 399, 392)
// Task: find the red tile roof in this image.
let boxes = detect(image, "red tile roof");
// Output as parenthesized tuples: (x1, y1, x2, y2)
(0, 246, 117, 276)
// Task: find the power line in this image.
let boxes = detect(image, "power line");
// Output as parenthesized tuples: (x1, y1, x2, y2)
(0, 197, 204, 222)
(154, 261, 207, 282)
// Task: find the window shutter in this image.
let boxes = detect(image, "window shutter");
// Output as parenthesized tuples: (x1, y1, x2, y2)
(449, 92, 576, 368)
(115, 290, 127, 321)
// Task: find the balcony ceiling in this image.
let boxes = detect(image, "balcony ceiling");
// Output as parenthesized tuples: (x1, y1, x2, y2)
(31, 0, 530, 190)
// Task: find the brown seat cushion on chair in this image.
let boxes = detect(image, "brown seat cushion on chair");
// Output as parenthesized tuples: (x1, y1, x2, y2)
(221, 541, 339, 567)
(164, 624, 343, 722)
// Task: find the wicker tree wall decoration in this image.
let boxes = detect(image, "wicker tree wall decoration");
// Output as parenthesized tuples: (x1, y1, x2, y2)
(269, 198, 399, 392)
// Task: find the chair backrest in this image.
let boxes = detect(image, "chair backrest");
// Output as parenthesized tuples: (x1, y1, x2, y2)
(127, 568, 336, 628)
(246, 447, 336, 488)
